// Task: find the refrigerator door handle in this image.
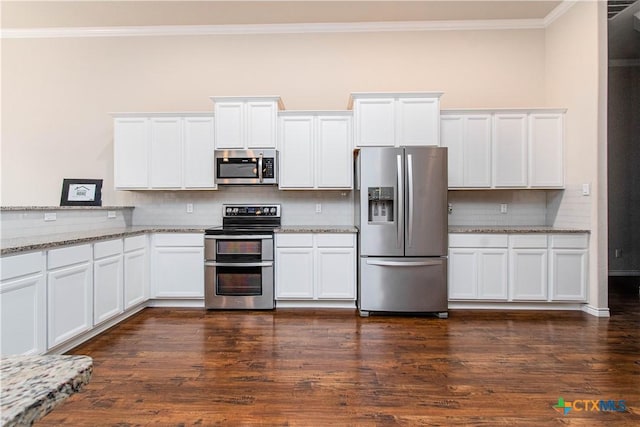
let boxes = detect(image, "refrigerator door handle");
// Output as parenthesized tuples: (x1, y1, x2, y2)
(407, 153, 414, 248)
(396, 154, 403, 249)
(365, 259, 443, 267)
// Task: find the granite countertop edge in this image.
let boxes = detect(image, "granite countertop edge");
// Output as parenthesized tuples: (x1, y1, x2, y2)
(0, 355, 93, 426)
(1, 206, 135, 211)
(1, 226, 208, 256)
(2, 225, 591, 255)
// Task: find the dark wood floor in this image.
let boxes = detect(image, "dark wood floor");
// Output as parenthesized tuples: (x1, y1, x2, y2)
(39, 278, 640, 426)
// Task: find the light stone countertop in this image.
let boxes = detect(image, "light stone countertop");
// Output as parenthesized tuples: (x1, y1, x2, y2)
(1, 206, 134, 211)
(449, 226, 590, 234)
(1, 225, 591, 256)
(1, 226, 208, 256)
(0, 355, 93, 426)
(275, 225, 358, 233)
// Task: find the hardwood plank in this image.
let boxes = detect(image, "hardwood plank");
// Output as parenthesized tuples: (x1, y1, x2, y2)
(38, 281, 640, 426)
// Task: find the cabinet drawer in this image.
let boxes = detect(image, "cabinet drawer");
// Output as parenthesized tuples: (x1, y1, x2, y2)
(276, 234, 313, 247)
(315, 233, 355, 248)
(550, 234, 588, 249)
(1, 252, 44, 281)
(48, 244, 92, 269)
(449, 234, 507, 248)
(153, 233, 203, 247)
(94, 239, 123, 259)
(124, 235, 147, 252)
(509, 235, 547, 249)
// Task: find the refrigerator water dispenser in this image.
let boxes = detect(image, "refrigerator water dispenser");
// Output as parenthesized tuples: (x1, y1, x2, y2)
(368, 187, 394, 223)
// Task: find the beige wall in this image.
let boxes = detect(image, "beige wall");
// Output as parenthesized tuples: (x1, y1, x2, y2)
(545, 1, 608, 313)
(1, 29, 545, 206)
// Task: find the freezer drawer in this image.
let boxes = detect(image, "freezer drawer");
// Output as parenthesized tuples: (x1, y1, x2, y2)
(359, 257, 447, 314)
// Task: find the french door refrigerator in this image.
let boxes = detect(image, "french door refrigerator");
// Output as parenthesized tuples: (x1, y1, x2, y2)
(355, 146, 448, 317)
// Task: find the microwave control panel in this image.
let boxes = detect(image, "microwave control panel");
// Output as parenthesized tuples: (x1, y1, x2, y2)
(263, 158, 275, 178)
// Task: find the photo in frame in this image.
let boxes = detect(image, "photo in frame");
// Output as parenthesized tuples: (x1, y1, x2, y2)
(60, 178, 103, 206)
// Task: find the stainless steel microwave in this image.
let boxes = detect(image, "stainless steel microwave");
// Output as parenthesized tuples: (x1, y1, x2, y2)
(215, 149, 278, 185)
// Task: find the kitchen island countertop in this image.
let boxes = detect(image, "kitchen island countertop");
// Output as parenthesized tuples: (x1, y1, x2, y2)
(275, 225, 358, 234)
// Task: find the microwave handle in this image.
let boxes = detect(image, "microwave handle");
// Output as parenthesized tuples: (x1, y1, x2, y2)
(258, 153, 263, 183)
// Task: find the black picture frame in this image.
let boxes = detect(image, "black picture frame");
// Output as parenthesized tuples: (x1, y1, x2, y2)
(60, 178, 103, 206)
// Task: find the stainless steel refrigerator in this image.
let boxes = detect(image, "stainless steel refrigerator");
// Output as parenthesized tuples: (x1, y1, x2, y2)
(355, 146, 448, 317)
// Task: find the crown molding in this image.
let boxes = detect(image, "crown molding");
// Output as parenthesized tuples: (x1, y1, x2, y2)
(1, 19, 547, 39)
(543, 0, 578, 27)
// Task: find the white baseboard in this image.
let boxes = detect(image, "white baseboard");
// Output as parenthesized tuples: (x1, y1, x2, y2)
(276, 300, 356, 309)
(581, 305, 611, 317)
(147, 298, 205, 308)
(608, 270, 640, 277)
(447, 301, 585, 311)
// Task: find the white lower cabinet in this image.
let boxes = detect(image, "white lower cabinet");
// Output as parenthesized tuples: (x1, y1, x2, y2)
(275, 233, 356, 304)
(449, 233, 588, 304)
(549, 234, 588, 301)
(509, 235, 548, 301)
(93, 239, 124, 325)
(47, 244, 93, 350)
(448, 235, 508, 300)
(151, 233, 204, 299)
(0, 252, 46, 356)
(124, 235, 149, 309)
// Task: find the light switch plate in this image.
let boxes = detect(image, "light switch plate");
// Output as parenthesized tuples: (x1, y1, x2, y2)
(582, 183, 591, 196)
(107, 211, 116, 219)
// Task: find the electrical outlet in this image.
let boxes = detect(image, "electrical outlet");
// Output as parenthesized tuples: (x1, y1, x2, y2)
(315, 203, 322, 213)
(615, 248, 622, 258)
(500, 204, 508, 214)
(186, 203, 194, 213)
(107, 211, 116, 219)
(448, 203, 453, 214)
(44, 212, 56, 221)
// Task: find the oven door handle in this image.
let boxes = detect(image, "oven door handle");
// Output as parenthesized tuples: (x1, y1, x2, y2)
(205, 261, 273, 268)
(205, 235, 273, 240)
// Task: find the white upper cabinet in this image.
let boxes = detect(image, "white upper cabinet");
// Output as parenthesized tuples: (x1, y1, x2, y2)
(113, 113, 215, 190)
(440, 113, 491, 188)
(278, 111, 353, 190)
(442, 109, 565, 189)
(183, 116, 216, 188)
(529, 113, 564, 188)
(212, 97, 283, 149)
(150, 117, 182, 188)
(350, 92, 442, 148)
(493, 113, 528, 187)
(114, 117, 149, 188)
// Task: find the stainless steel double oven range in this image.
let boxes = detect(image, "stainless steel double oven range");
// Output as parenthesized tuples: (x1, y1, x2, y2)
(204, 204, 281, 310)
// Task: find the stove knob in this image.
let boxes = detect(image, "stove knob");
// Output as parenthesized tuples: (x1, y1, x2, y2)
(233, 208, 239, 214)
(270, 207, 276, 215)
(226, 207, 232, 215)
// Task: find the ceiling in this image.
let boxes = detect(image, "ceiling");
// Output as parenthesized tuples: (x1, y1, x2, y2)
(2, 1, 564, 28)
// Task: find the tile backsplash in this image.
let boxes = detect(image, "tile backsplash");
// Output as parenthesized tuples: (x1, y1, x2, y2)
(1, 186, 591, 239)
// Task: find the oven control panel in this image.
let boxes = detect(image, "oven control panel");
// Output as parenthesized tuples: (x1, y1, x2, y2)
(223, 204, 281, 217)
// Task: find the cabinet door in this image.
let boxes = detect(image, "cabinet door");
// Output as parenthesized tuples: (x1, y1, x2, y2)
(152, 247, 204, 298)
(550, 249, 587, 301)
(397, 97, 440, 146)
(477, 249, 508, 300)
(529, 113, 564, 188)
(1, 274, 46, 356)
(94, 255, 124, 325)
(275, 248, 314, 299)
(214, 102, 244, 149)
(316, 115, 352, 189)
(354, 98, 395, 147)
(124, 248, 148, 309)
(464, 115, 492, 187)
(316, 247, 356, 299)
(114, 117, 149, 188)
(509, 249, 547, 300)
(47, 262, 93, 349)
(184, 116, 216, 188)
(246, 101, 278, 149)
(448, 249, 477, 299)
(493, 114, 528, 187)
(278, 115, 314, 188)
(440, 116, 464, 187)
(150, 117, 182, 188)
